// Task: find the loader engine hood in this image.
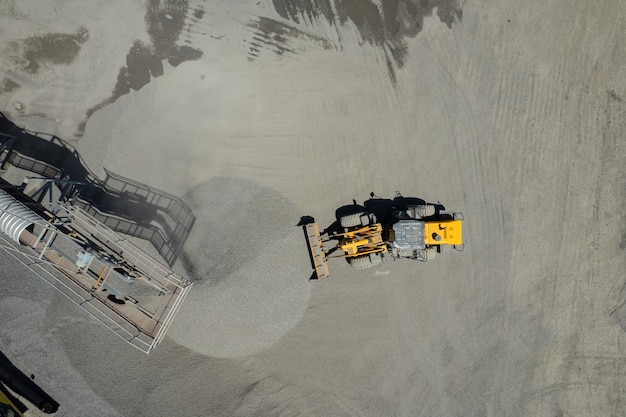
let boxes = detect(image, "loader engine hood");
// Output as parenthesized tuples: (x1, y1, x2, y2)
(424, 219, 463, 246)
(391, 220, 426, 250)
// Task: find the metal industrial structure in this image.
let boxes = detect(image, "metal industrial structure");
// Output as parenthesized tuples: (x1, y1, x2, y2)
(0, 114, 194, 353)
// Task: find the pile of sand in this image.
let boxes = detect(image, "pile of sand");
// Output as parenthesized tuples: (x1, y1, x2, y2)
(167, 176, 312, 357)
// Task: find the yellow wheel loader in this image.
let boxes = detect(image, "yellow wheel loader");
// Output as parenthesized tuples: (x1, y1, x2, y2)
(305, 197, 463, 279)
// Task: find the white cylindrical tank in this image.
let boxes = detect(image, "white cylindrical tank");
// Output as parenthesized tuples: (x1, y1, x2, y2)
(0, 188, 46, 243)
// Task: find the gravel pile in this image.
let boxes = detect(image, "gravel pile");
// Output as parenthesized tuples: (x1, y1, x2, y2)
(167, 176, 312, 357)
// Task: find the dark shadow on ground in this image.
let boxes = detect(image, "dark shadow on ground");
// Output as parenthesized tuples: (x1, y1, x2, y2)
(80, 0, 203, 135)
(363, 191, 445, 223)
(0, 112, 194, 266)
(0, 351, 59, 414)
(258, 0, 465, 85)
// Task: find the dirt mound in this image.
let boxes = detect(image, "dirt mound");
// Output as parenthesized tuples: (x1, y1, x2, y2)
(167, 177, 312, 357)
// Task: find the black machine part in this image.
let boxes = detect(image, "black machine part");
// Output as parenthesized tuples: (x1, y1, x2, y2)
(0, 351, 59, 414)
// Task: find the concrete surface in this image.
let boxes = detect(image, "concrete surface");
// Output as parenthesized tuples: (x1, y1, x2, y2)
(1, 0, 625, 416)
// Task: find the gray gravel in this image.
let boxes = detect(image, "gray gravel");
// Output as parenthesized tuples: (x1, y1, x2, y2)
(1, 0, 625, 416)
(168, 177, 312, 357)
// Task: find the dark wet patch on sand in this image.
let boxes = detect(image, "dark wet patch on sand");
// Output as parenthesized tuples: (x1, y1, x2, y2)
(0, 78, 19, 94)
(615, 281, 626, 332)
(80, 0, 202, 135)
(193, 7, 205, 20)
(8, 26, 89, 74)
(266, 0, 464, 84)
(114, 40, 164, 94)
(247, 17, 332, 61)
(113, 0, 203, 96)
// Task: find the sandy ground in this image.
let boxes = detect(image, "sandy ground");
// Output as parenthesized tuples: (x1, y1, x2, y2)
(1, 0, 626, 416)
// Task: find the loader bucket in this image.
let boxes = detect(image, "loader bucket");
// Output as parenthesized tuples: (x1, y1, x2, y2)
(305, 222, 330, 279)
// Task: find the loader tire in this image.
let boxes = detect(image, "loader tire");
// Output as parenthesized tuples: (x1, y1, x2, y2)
(425, 247, 437, 261)
(349, 253, 382, 270)
(340, 211, 368, 228)
(414, 204, 436, 219)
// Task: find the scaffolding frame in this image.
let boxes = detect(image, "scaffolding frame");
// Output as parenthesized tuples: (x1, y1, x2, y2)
(0, 191, 192, 353)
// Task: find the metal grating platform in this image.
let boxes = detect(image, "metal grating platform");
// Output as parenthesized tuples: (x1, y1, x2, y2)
(0, 191, 192, 353)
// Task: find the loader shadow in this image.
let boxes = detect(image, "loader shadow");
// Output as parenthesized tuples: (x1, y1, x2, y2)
(300, 191, 444, 280)
(363, 192, 445, 224)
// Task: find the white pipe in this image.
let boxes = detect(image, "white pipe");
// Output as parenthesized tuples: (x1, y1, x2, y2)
(0, 188, 45, 243)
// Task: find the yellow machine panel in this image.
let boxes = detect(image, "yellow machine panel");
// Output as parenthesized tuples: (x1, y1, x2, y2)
(0, 388, 23, 417)
(424, 220, 463, 246)
(339, 224, 387, 256)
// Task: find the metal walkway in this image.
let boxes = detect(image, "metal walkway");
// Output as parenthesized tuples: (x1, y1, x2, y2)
(0, 112, 194, 266)
(0, 188, 192, 353)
